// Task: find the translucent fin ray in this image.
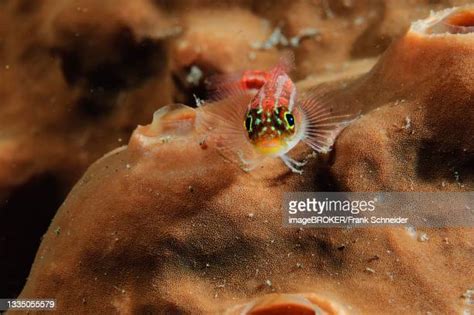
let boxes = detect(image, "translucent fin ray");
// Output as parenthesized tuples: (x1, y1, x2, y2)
(197, 94, 263, 169)
(204, 72, 249, 102)
(298, 86, 359, 154)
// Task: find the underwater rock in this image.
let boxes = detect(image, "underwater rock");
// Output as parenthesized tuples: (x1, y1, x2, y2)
(3, 0, 469, 200)
(265, 0, 472, 79)
(0, 0, 177, 297)
(331, 6, 474, 191)
(17, 7, 474, 314)
(171, 7, 281, 106)
(225, 293, 347, 315)
(0, 0, 177, 199)
(1, 1, 472, 313)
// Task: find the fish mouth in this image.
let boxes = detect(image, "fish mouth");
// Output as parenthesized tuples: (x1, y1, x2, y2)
(254, 138, 286, 155)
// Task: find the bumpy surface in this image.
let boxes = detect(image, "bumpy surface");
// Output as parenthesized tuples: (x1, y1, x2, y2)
(17, 6, 474, 314)
(2, 0, 469, 198)
(0, 0, 177, 296)
(331, 6, 474, 191)
(0, 0, 280, 297)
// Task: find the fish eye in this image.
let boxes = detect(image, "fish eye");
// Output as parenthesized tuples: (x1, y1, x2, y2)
(284, 112, 295, 129)
(245, 114, 253, 132)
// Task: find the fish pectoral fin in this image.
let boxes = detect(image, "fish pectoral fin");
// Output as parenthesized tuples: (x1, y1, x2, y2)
(280, 154, 306, 174)
(196, 93, 252, 129)
(213, 146, 263, 173)
(298, 87, 360, 154)
(196, 93, 263, 171)
(237, 151, 261, 172)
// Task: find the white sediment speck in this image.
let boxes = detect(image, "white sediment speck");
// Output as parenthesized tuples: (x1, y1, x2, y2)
(406, 226, 430, 242)
(417, 232, 429, 242)
(186, 65, 203, 86)
(193, 94, 204, 107)
(405, 226, 417, 238)
(365, 267, 375, 274)
(126, 164, 131, 169)
(322, 0, 334, 18)
(265, 279, 272, 287)
(251, 23, 320, 50)
(454, 171, 461, 182)
(403, 116, 411, 130)
(394, 99, 406, 106)
(289, 28, 320, 47)
(251, 26, 288, 50)
(462, 288, 474, 305)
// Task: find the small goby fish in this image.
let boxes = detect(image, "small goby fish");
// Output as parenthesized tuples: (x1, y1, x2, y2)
(200, 54, 355, 174)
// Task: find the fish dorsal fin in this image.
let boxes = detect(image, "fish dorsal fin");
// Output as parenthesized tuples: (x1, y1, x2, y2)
(204, 51, 294, 102)
(276, 50, 295, 74)
(204, 71, 249, 102)
(298, 86, 359, 154)
(265, 51, 295, 91)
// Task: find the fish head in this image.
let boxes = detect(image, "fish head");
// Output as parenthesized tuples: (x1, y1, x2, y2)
(244, 105, 302, 155)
